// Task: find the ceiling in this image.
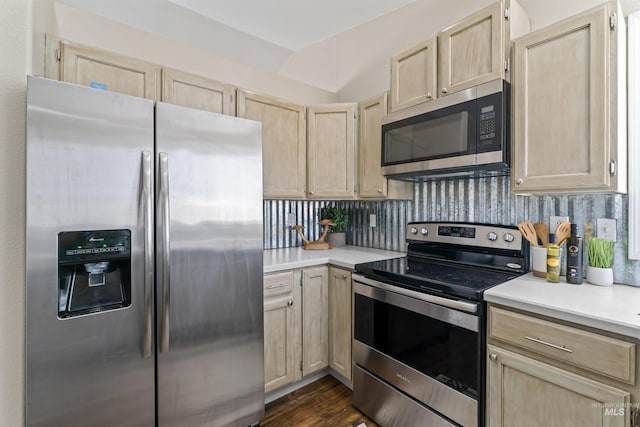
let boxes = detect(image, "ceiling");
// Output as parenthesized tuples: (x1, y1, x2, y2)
(164, 0, 640, 52)
(57, 0, 640, 56)
(54, 0, 640, 94)
(167, 0, 417, 51)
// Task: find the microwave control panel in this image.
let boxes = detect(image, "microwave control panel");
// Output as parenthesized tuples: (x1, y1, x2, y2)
(476, 89, 505, 153)
(479, 105, 496, 141)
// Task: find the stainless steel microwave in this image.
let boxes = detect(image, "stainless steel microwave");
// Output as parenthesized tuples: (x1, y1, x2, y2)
(382, 79, 509, 180)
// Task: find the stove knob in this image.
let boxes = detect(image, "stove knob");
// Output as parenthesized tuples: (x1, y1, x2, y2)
(410, 227, 418, 235)
(487, 232, 498, 241)
(503, 232, 515, 243)
(421, 227, 428, 236)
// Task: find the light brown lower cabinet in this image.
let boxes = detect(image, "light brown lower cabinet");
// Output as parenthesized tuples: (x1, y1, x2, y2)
(263, 271, 301, 393)
(487, 345, 629, 427)
(328, 266, 352, 381)
(487, 304, 638, 427)
(301, 266, 329, 376)
(264, 266, 331, 393)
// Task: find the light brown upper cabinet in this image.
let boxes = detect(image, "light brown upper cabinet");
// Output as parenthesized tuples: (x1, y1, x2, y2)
(161, 68, 235, 115)
(389, 38, 437, 112)
(390, 1, 529, 111)
(59, 42, 161, 101)
(511, 1, 626, 194)
(358, 93, 413, 199)
(438, 2, 505, 96)
(306, 103, 357, 199)
(237, 90, 306, 199)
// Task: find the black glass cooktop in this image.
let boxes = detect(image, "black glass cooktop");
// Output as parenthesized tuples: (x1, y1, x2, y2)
(355, 256, 524, 302)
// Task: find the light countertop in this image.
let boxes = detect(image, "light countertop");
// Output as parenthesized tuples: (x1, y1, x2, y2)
(264, 245, 405, 273)
(485, 273, 640, 339)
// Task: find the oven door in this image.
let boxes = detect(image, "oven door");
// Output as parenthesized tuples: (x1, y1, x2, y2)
(352, 274, 480, 427)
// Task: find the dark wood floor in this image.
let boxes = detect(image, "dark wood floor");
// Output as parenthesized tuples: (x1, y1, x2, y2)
(262, 375, 379, 427)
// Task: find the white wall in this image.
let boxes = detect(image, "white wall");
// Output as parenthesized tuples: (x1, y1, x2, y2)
(0, 1, 30, 424)
(43, 1, 338, 105)
(322, 0, 640, 102)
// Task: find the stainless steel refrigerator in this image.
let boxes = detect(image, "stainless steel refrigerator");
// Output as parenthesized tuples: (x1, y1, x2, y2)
(25, 76, 265, 427)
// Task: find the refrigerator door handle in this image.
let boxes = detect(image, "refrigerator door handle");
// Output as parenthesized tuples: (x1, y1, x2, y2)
(159, 152, 171, 353)
(142, 151, 153, 359)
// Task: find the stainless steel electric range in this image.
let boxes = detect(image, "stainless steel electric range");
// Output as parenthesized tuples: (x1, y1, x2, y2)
(352, 222, 528, 427)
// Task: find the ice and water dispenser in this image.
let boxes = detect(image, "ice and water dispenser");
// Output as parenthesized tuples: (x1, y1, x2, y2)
(58, 230, 132, 318)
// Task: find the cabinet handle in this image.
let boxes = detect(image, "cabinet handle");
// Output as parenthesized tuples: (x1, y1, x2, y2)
(267, 283, 287, 289)
(377, 188, 383, 193)
(287, 300, 293, 306)
(426, 93, 433, 99)
(489, 353, 498, 362)
(515, 178, 523, 185)
(525, 336, 573, 353)
(441, 88, 448, 94)
(342, 275, 347, 279)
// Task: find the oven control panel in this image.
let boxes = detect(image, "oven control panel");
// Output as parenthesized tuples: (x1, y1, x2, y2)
(407, 222, 523, 250)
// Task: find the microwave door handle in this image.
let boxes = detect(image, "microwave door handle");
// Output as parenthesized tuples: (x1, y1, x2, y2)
(142, 151, 153, 359)
(159, 152, 171, 353)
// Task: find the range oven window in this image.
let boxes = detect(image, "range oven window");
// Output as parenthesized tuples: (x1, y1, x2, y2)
(354, 293, 478, 398)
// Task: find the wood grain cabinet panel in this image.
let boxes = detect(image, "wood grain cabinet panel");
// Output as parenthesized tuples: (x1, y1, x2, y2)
(60, 42, 160, 100)
(389, 1, 528, 110)
(237, 90, 306, 198)
(328, 267, 352, 381)
(438, 2, 504, 96)
(358, 93, 413, 200)
(389, 38, 437, 112)
(302, 266, 329, 377)
(489, 306, 635, 384)
(264, 271, 301, 393)
(511, 2, 626, 194)
(487, 345, 629, 427)
(307, 104, 357, 199)
(264, 295, 297, 393)
(161, 68, 235, 115)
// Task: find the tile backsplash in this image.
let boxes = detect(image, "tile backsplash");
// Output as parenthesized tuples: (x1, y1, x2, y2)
(264, 175, 640, 286)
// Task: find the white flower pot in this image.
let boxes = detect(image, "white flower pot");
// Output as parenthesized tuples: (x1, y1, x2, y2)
(586, 266, 613, 286)
(327, 232, 346, 247)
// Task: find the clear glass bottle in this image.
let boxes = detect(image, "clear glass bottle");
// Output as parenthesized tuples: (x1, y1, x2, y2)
(546, 233, 560, 283)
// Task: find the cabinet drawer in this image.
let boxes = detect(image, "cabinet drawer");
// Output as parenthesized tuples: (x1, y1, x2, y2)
(264, 272, 294, 298)
(489, 306, 636, 384)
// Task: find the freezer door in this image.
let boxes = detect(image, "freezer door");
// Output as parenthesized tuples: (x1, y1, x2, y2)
(155, 102, 265, 427)
(25, 77, 155, 426)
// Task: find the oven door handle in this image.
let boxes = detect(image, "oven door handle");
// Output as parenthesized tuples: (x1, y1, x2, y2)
(352, 273, 478, 314)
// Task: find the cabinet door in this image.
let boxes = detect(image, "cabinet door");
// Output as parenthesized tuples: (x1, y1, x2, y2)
(487, 345, 629, 427)
(60, 42, 160, 100)
(511, 5, 620, 193)
(302, 266, 329, 376)
(307, 104, 357, 199)
(358, 93, 413, 199)
(438, 2, 505, 96)
(264, 294, 297, 393)
(237, 90, 306, 198)
(389, 38, 437, 112)
(328, 267, 352, 381)
(161, 68, 235, 115)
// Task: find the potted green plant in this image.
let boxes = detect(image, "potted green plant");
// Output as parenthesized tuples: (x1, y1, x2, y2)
(586, 237, 615, 286)
(320, 205, 349, 247)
